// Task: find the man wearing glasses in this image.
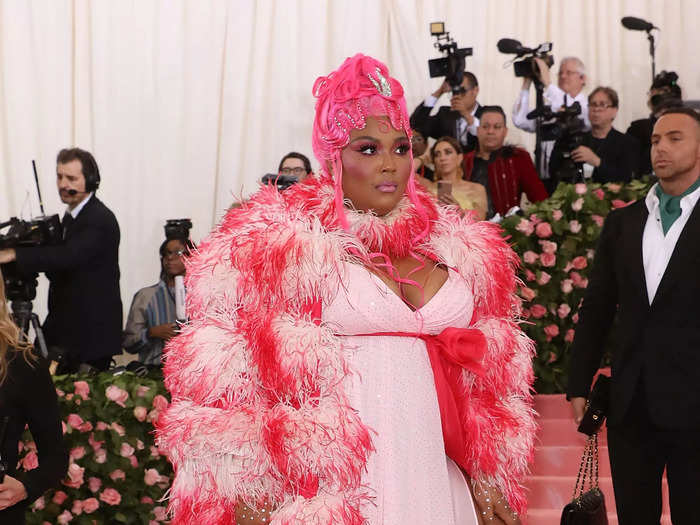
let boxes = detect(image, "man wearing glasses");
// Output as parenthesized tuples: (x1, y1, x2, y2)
(550, 86, 639, 184)
(410, 71, 484, 153)
(278, 152, 313, 182)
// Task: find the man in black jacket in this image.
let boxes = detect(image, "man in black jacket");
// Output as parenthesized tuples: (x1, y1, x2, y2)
(410, 72, 483, 153)
(567, 107, 700, 524)
(0, 148, 122, 372)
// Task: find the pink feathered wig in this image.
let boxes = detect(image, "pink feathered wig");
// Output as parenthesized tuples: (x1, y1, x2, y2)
(311, 54, 426, 231)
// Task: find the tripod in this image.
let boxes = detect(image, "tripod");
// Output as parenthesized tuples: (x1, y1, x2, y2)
(10, 299, 49, 359)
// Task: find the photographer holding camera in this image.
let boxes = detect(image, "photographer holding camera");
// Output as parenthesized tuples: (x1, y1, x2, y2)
(123, 228, 195, 366)
(410, 72, 483, 153)
(550, 87, 640, 184)
(512, 56, 590, 187)
(0, 148, 122, 374)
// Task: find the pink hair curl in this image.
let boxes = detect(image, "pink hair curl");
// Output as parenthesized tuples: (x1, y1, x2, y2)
(311, 54, 426, 230)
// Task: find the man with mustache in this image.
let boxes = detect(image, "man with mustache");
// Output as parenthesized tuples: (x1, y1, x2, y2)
(567, 107, 700, 524)
(0, 148, 122, 373)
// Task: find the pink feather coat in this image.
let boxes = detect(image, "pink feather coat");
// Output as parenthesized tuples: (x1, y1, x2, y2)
(156, 176, 536, 524)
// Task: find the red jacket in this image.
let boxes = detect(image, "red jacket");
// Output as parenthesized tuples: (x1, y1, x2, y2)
(463, 147, 548, 216)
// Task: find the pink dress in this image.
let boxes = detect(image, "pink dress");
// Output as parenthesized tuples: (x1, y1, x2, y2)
(323, 263, 479, 525)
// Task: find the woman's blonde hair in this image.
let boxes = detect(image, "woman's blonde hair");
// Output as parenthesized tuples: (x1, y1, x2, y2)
(0, 268, 36, 385)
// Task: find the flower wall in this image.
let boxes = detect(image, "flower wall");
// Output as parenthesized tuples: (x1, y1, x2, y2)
(21, 372, 172, 525)
(501, 180, 653, 393)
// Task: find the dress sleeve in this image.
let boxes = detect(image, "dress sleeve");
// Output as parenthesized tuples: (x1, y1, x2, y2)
(15, 357, 68, 503)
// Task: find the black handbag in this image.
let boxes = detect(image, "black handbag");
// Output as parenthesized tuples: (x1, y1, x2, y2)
(560, 432, 608, 525)
(577, 374, 610, 436)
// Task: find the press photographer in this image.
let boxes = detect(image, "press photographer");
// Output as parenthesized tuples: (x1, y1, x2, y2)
(123, 220, 195, 366)
(550, 87, 639, 184)
(410, 22, 483, 152)
(0, 148, 122, 374)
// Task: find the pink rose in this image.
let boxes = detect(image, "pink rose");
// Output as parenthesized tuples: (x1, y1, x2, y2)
(539, 240, 557, 254)
(524, 269, 536, 281)
(82, 497, 99, 513)
(136, 439, 145, 450)
(523, 251, 538, 264)
(105, 385, 129, 407)
(63, 462, 85, 489)
(529, 213, 542, 225)
(65, 393, 74, 401)
(88, 433, 104, 451)
(144, 468, 161, 486)
(572, 256, 588, 270)
(141, 496, 154, 504)
(147, 409, 159, 423)
(53, 490, 68, 505)
(571, 198, 584, 211)
(561, 279, 574, 294)
(129, 455, 138, 468)
(570, 271, 587, 288)
(530, 304, 547, 319)
(71, 499, 83, 516)
(152, 395, 169, 412)
(520, 287, 536, 302)
(569, 220, 582, 233)
(607, 183, 621, 193)
(136, 385, 151, 397)
(99, 488, 122, 506)
(56, 388, 65, 397)
(540, 253, 556, 267)
(535, 222, 553, 238)
(544, 324, 560, 340)
(94, 448, 107, 464)
(88, 477, 102, 493)
(67, 413, 84, 430)
(537, 271, 551, 285)
(557, 303, 572, 319)
(552, 209, 563, 220)
(565, 329, 576, 343)
(21, 450, 38, 470)
(133, 406, 147, 422)
(150, 445, 161, 458)
(593, 188, 605, 200)
(612, 199, 633, 209)
(587, 249, 595, 259)
(572, 313, 579, 324)
(96, 421, 109, 431)
(575, 183, 587, 195)
(153, 506, 168, 521)
(57, 510, 73, 525)
(120, 443, 135, 458)
(111, 422, 126, 436)
(33, 496, 45, 510)
(515, 218, 534, 236)
(69, 446, 86, 461)
(591, 214, 604, 226)
(73, 381, 90, 400)
(78, 421, 93, 433)
(110, 469, 126, 481)
(548, 351, 558, 363)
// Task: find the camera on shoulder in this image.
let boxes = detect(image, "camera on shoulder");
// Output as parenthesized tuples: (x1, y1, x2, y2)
(497, 38, 554, 82)
(427, 22, 473, 95)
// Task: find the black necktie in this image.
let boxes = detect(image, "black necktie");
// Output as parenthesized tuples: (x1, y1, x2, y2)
(62, 213, 74, 239)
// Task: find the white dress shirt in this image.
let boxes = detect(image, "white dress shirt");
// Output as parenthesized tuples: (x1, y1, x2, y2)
(423, 95, 480, 144)
(68, 192, 94, 219)
(642, 182, 700, 304)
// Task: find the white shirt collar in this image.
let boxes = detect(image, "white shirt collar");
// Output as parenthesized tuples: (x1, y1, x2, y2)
(645, 181, 700, 214)
(68, 192, 94, 219)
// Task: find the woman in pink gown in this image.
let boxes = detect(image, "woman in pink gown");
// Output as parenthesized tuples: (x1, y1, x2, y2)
(157, 54, 535, 525)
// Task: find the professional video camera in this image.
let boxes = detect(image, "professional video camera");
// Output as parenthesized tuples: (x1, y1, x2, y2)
(164, 218, 193, 241)
(261, 173, 298, 191)
(497, 39, 554, 82)
(427, 22, 473, 95)
(531, 102, 587, 182)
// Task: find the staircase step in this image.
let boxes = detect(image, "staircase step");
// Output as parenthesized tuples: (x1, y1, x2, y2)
(531, 445, 612, 477)
(526, 508, 672, 525)
(536, 419, 607, 446)
(525, 474, 616, 511)
(533, 394, 570, 419)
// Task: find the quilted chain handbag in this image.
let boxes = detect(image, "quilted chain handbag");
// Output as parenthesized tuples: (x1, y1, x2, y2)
(560, 432, 608, 525)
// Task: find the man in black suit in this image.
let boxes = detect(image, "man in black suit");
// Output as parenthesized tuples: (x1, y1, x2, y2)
(567, 107, 700, 524)
(410, 72, 483, 153)
(0, 148, 122, 372)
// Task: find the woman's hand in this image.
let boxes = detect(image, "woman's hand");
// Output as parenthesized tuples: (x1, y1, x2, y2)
(0, 475, 28, 510)
(234, 500, 273, 525)
(148, 323, 178, 341)
(470, 479, 521, 525)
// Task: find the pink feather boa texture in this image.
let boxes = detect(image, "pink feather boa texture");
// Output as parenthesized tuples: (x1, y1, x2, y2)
(156, 176, 536, 523)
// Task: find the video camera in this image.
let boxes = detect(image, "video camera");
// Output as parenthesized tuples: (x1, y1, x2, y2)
(0, 215, 62, 302)
(531, 102, 587, 182)
(261, 173, 298, 191)
(497, 39, 554, 82)
(164, 218, 192, 241)
(428, 22, 473, 95)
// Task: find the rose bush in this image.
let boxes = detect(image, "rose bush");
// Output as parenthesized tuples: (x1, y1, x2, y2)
(501, 179, 653, 393)
(22, 371, 172, 524)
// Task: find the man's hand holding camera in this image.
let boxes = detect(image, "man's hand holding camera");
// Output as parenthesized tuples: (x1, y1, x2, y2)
(451, 93, 476, 126)
(0, 249, 16, 265)
(148, 323, 178, 341)
(570, 145, 600, 167)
